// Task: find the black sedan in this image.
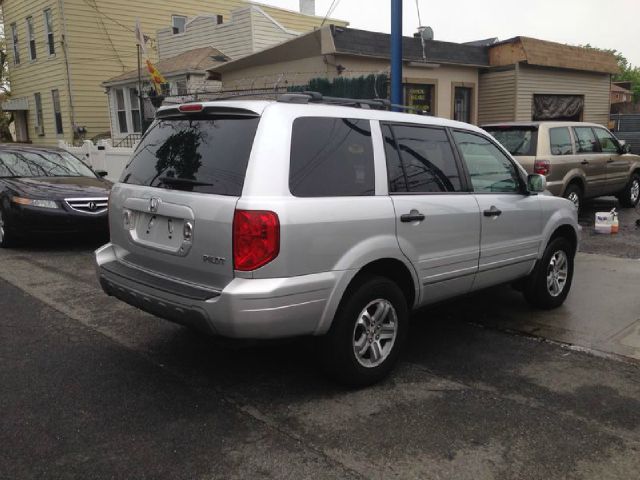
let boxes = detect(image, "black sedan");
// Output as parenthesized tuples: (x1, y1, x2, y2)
(0, 145, 112, 247)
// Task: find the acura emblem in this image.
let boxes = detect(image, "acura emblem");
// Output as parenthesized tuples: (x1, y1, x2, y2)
(149, 197, 160, 213)
(88, 201, 97, 211)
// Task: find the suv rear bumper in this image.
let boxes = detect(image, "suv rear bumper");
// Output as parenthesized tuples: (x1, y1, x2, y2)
(95, 243, 341, 339)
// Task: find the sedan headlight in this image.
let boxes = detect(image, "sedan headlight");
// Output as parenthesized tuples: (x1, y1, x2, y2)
(12, 197, 59, 209)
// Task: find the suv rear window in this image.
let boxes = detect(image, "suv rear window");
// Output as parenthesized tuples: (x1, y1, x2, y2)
(289, 117, 374, 197)
(121, 116, 260, 196)
(484, 126, 537, 156)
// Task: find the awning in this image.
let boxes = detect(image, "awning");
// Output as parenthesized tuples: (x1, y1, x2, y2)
(2, 97, 29, 111)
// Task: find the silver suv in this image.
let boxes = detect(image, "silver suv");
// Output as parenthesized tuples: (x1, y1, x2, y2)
(483, 122, 640, 210)
(96, 97, 580, 386)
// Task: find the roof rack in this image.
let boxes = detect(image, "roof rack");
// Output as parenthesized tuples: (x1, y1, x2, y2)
(200, 90, 427, 115)
(277, 91, 427, 114)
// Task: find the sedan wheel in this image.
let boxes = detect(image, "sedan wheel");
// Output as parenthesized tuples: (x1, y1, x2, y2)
(0, 209, 14, 248)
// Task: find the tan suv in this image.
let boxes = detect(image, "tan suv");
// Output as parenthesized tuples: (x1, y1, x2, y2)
(483, 122, 640, 210)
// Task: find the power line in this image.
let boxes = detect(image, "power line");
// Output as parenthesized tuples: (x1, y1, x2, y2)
(320, 0, 341, 27)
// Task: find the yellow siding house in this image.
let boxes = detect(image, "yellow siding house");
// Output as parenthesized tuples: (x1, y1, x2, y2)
(1, 0, 346, 146)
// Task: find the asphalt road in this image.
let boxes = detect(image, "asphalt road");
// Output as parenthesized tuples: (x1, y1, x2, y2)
(1, 232, 639, 479)
(579, 197, 640, 258)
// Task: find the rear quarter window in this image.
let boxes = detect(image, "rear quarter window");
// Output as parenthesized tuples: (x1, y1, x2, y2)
(549, 127, 573, 155)
(289, 117, 374, 197)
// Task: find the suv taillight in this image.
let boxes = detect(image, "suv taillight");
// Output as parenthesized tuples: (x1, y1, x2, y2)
(534, 160, 551, 176)
(233, 210, 280, 271)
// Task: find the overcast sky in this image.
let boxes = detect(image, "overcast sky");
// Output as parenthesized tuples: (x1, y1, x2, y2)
(260, 0, 640, 67)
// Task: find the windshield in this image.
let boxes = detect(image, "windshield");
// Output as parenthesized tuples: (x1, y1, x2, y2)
(121, 116, 260, 195)
(0, 150, 96, 178)
(484, 127, 538, 156)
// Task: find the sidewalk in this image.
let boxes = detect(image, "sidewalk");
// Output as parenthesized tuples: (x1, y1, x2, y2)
(441, 253, 640, 362)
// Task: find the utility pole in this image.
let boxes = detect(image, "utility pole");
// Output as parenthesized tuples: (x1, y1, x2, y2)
(137, 43, 145, 134)
(390, 0, 403, 111)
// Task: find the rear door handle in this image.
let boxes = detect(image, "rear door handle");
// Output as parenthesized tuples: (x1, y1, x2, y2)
(580, 160, 589, 165)
(483, 206, 502, 217)
(400, 210, 425, 223)
(607, 158, 615, 163)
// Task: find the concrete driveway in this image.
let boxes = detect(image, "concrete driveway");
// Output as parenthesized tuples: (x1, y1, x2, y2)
(1, 218, 639, 479)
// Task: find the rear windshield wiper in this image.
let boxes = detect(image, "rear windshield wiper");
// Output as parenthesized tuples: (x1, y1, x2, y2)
(158, 176, 213, 187)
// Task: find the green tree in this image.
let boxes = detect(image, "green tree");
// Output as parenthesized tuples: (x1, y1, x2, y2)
(583, 44, 640, 102)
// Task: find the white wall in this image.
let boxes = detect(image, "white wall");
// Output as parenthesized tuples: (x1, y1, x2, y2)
(59, 140, 133, 182)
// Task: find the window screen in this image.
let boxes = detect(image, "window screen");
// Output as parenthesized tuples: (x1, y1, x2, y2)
(383, 124, 461, 193)
(453, 130, 521, 193)
(289, 117, 374, 197)
(573, 127, 598, 153)
(549, 127, 573, 156)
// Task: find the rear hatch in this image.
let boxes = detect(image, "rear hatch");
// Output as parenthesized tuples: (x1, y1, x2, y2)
(109, 105, 261, 291)
(483, 125, 538, 172)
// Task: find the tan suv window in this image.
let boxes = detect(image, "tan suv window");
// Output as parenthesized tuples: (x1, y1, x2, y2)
(573, 127, 598, 153)
(593, 128, 620, 153)
(549, 127, 573, 155)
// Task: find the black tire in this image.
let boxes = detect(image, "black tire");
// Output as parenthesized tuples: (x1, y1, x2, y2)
(562, 183, 583, 211)
(617, 172, 640, 208)
(318, 276, 409, 387)
(0, 208, 16, 248)
(523, 237, 574, 310)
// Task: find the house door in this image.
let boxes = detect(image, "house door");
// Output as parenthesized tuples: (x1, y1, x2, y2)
(453, 87, 472, 123)
(14, 111, 30, 142)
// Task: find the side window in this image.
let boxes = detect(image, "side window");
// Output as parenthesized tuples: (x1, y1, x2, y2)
(382, 123, 462, 193)
(593, 128, 620, 154)
(289, 117, 374, 197)
(573, 127, 598, 153)
(453, 130, 521, 193)
(549, 127, 573, 156)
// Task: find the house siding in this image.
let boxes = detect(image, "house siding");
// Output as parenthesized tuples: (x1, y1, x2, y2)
(515, 64, 611, 126)
(478, 67, 516, 124)
(3, 0, 72, 145)
(3, 0, 346, 145)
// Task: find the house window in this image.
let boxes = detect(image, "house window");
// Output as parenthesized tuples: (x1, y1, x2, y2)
(176, 80, 188, 96)
(172, 15, 187, 34)
(34, 93, 44, 135)
(52, 89, 63, 134)
(129, 89, 141, 133)
(10, 23, 20, 65)
(404, 84, 434, 114)
(115, 89, 128, 133)
(44, 8, 55, 55)
(453, 86, 472, 124)
(160, 82, 171, 96)
(26, 17, 36, 60)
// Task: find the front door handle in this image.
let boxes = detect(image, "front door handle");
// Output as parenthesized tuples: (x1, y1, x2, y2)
(483, 206, 502, 217)
(400, 210, 425, 223)
(580, 160, 589, 165)
(607, 158, 615, 163)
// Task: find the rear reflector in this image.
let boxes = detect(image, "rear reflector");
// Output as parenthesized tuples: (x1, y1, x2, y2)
(178, 103, 204, 112)
(534, 160, 551, 176)
(233, 210, 280, 271)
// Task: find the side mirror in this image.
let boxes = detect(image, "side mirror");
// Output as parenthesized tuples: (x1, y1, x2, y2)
(95, 169, 109, 178)
(620, 141, 631, 154)
(527, 173, 546, 193)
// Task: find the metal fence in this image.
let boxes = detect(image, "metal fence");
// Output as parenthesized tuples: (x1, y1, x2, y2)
(610, 114, 640, 154)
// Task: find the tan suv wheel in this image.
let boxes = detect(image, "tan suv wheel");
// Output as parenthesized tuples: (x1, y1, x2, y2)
(563, 184, 583, 210)
(618, 173, 640, 208)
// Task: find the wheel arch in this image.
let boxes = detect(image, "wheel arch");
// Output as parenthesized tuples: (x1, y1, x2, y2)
(315, 256, 419, 335)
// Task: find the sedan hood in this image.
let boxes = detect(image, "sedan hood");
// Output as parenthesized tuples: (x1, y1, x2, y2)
(2, 176, 112, 200)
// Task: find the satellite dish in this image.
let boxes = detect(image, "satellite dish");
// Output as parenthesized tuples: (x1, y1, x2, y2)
(420, 26, 434, 41)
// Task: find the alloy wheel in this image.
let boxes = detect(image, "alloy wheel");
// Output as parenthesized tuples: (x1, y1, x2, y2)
(352, 298, 398, 368)
(0, 210, 4, 244)
(567, 191, 580, 209)
(546, 250, 569, 297)
(630, 178, 640, 204)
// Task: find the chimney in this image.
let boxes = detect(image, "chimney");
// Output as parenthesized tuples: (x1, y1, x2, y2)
(299, 0, 315, 16)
